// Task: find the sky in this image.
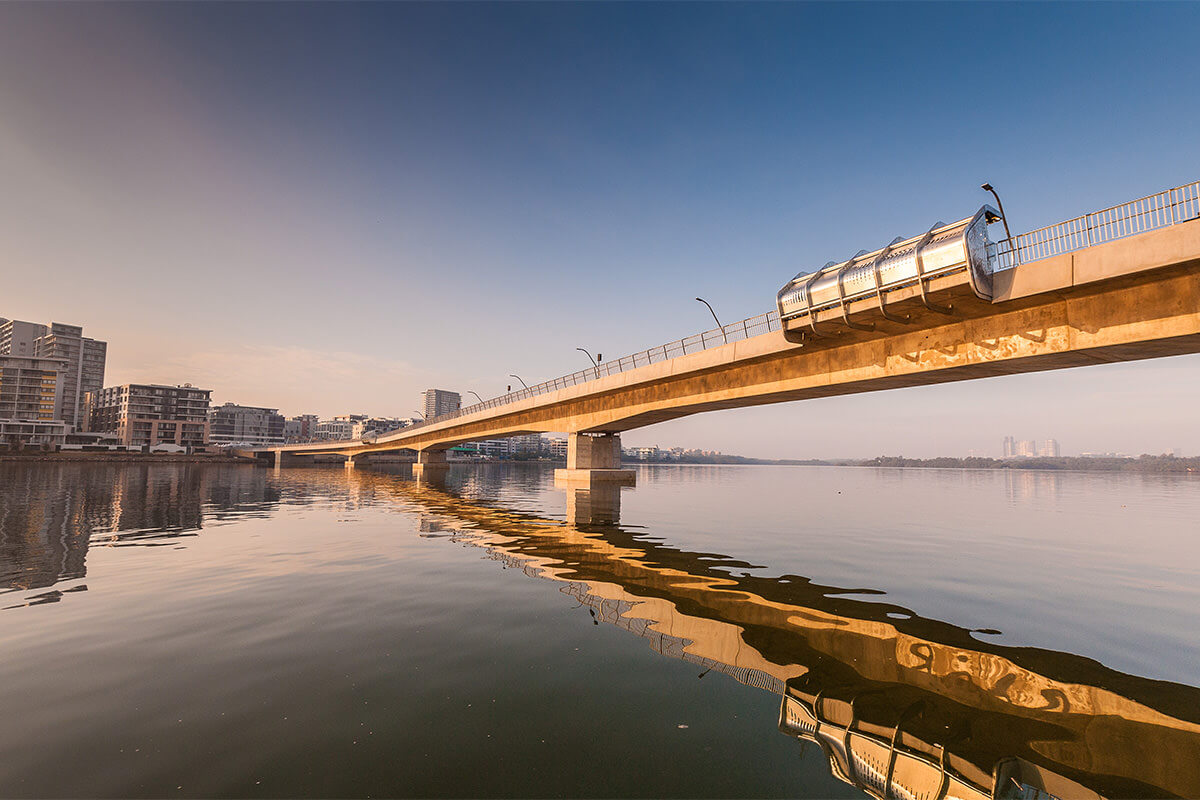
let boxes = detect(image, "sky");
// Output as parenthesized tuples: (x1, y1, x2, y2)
(1, 2, 1198, 459)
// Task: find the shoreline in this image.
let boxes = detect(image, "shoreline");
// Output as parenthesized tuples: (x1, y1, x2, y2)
(0, 453, 256, 464)
(1, 453, 1195, 475)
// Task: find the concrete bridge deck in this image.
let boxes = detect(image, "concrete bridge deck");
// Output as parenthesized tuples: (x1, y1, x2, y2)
(249, 197, 1200, 480)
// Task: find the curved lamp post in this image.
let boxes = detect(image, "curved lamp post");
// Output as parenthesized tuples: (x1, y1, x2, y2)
(576, 347, 598, 367)
(467, 391, 484, 404)
(981, 182, 1014, 243)
(509, 374, 529, 390)
(696, 297, 728, 344)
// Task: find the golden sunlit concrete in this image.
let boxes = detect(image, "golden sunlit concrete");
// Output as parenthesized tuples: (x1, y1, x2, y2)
(249, 221, 1200, 473)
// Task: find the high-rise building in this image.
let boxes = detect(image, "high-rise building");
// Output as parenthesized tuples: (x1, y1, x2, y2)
(208, 403, 285, 446)
(423, 389, 461, 420)
(0, 320, 108, 431)
(1017, 440, 1037, 458)
(0, 354, 70, 447)
(1037, 439, 1061, 458)
(1002, 436, 1016, 458)
(0, 319, 48, 357)
(83, 383, 211, 449)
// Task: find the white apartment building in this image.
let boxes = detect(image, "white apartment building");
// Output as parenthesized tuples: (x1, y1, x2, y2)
(209, 403, 285, 446)
(314, 419, 354, 440)
(0, 354, 70, 447)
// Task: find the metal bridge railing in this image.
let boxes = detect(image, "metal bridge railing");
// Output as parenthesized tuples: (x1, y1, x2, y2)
(395, 309, 783, 434)
(367, 179, 1200, 441)
(990, 180, 1200, 271)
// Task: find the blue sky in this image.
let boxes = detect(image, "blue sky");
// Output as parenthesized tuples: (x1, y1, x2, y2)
(2, 2, 1198, 457)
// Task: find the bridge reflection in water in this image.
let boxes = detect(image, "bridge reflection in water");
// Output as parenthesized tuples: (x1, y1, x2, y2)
(368, 468, 1200, 800)
(3, 464, 1198, 798)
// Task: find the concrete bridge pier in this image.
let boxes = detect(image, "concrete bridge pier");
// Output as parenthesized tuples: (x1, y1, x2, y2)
(555, 433, 636, 487)
(271, 450, 305, 469)
(412, 449, 449, 481)
(344, 453, 362, 469)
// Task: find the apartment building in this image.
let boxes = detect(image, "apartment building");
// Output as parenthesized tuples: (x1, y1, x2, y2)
(470, 434, 545, 458)
(352, 417, 407, 438)
(314, 419, 354, 440)
(0, 319, 107, 430)
(208, 403, 285, 446)
(422, 389, 461, 420)
(284, 414, 320, 442)
(0, 319, 47, 357)
(84, 383, 211, 449)
(0, 354, 69, 447)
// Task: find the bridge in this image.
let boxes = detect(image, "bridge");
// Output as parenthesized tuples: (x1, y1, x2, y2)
(248, 181, 1200, 482)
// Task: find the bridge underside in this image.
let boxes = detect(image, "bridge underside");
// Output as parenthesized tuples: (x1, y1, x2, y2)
(357, 261, 1199, 448)
(262, 221, 1200, 469)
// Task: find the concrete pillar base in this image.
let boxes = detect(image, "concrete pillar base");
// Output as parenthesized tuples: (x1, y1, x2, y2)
(554, 468, 636, 487)
(567, 432, 622, 470)
(413, 461, 450, 477)
(558, 432, 632, 486)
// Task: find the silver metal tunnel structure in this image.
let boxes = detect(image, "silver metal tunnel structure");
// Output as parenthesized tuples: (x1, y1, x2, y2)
(776, 206, 1002, 334)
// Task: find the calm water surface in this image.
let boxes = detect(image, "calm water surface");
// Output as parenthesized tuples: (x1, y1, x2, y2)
(1, 462, 1198, 798)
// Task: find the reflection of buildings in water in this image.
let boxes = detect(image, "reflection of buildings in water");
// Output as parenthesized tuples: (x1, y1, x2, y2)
(203, 465, 281, 516)
(104, 465, 205, 537)
(0, 464, 288, 594)
(1004, 469, 1063, 504)
(347, 471, 1200, 800)
(0, 467, 91, 591)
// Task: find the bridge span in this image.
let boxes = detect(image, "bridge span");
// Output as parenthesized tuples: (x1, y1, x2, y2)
(248, 182, 1200, 482)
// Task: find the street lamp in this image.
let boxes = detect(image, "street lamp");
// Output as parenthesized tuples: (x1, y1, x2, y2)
(696, 297, 727, 344)
(412, 410, 425, 421)
(980, 182, 1014, 243)
(467, 391, 484, 404)
(509, 374, 529, 390)
(576, 347, 598, 367)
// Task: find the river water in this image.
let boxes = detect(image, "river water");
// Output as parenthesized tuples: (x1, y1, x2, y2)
(1, 462, 1197, 798)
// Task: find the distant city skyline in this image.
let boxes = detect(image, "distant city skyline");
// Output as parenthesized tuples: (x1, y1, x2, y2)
(3, 3, 1198, 458)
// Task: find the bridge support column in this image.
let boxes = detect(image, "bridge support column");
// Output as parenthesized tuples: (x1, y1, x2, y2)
(555, 433, 636, 487)
(272, 450, 302, 469)
(344, 453, 362, 469)
(412, 449, 449, 481)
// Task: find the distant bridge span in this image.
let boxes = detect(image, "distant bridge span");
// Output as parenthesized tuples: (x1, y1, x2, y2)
(248, 183, 1200, 481)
